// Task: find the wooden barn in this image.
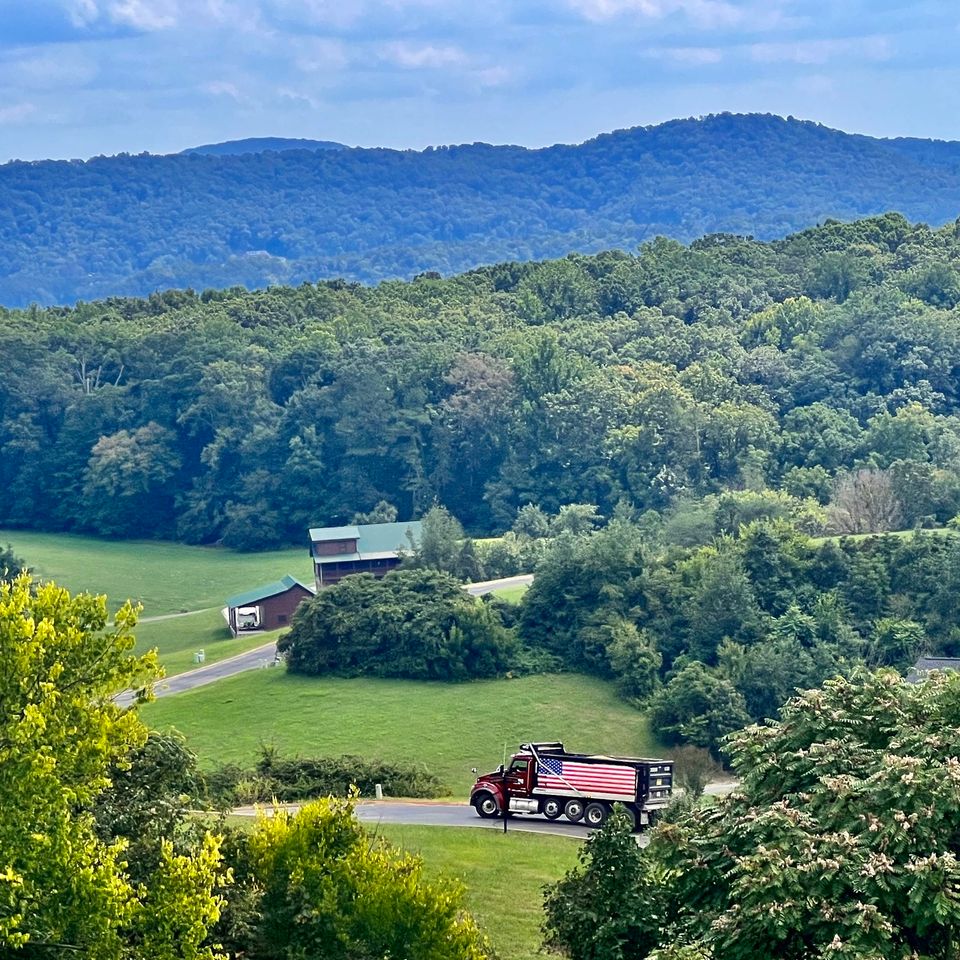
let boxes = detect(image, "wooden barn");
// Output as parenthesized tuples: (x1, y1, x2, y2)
(224, 575, 315, 636)
(309, 520, 423, 589)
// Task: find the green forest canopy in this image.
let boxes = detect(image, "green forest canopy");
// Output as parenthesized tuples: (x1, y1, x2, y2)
(4, 210, 960, 549)
(5, 113, 960, 305)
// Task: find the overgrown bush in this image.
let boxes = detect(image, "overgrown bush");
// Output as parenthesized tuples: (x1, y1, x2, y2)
(279, 569, 517, 681)
(207, 749, 445, 804)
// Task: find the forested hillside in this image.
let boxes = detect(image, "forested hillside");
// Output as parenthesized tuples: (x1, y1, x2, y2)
(180, 137, 347, 156)
(4, 211, 960, 551)
(5, 113, 960, 306)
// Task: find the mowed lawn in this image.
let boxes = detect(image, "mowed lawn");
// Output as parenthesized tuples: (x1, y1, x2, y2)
(143, 671, 661, 795)
(375, 825, 579, 960)
(490, 583, 528, 602)
(133, 608, 286, 677)
(1, 529, 313, 616)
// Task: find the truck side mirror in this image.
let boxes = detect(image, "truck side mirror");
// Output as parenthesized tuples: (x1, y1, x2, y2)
(498, 764, 504, 774)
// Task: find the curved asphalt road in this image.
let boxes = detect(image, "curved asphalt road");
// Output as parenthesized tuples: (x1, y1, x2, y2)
(114, 641, 279, 707)
(232, 800, 596, 839)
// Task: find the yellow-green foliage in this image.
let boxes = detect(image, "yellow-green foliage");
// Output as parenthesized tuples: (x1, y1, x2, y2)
(0, 575, 226, 958)
(247, 798, 491, 960)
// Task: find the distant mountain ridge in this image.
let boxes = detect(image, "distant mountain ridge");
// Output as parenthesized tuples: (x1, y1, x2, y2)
(179, 137, 347, 156)
(3, 112, 960, 307)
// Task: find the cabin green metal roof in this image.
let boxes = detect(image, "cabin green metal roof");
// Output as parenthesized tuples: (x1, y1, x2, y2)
(226, 574, 313, 609)
(309, 520, 423, 562)
(307, 524, 360, 541)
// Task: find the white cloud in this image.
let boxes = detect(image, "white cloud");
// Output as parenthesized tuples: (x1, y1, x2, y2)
(203, 80, 242, 100)
(565, 0, 742, 28)
(474, 65, 512, 88)
(646, 45, 724, 64)
(61, 0, 180, 31)
(750, 35, 892, 65)
(110, 0, 179, 29)
(0, 49, 98, 91)
(277, 86, 322, 109)
(379, 41, 467, 69)
(294, 37, 349, 73)
(0, 102, 36, 124)
(65, 0, 100, 27)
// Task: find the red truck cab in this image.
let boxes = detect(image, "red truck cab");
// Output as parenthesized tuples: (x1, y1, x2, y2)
(470, 742, 673, 829)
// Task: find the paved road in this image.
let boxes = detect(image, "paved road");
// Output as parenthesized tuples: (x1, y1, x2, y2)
(138, 607, 217, 624)
(464, 574, 534, 596)
(115, 641, 279, 706)
(233, 800, 595, 839)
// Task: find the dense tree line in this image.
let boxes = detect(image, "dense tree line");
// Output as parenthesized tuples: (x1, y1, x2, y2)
(5, 211, 960, 548)
(520, 521, 960, 752)
(5, 114, 960, 306)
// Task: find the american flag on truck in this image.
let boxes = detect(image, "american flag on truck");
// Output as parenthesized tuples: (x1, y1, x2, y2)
(535, 756, 637, 799)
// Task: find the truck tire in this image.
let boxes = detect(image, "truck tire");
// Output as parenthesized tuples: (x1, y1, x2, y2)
(584, 802, 609, 827)
(563, 798, 584, 823)
(541, 798, 563, 820)
(474, 793, 500, 819)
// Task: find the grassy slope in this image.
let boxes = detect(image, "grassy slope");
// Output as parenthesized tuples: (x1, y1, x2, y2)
(1, 529, 533, 673)
(376, 825, 579, 960)
(2, 529, 313, 615)
(133, 608, 286, 676)
(142, 671, 661, 795)
(490, 584, 528, 602)
(2, 529, 313, 672)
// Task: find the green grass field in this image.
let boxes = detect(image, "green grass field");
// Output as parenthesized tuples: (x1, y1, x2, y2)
(375, 825, 579, 960)
(143, 671, 661, 795)
(490, 584, 528, 602)
(133, 608, 287, 676)
(2, 529, 313, 616)
(1, 529, 314, 673)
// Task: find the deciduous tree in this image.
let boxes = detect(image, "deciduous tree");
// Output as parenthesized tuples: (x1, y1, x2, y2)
(0, 576, 226, 958)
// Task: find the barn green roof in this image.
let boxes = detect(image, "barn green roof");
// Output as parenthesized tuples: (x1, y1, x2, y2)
(226, 574, 313, 609)
(309, 520, 423, 561)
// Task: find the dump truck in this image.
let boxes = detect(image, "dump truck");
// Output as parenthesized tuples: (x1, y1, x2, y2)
(469, 741, 673, 829)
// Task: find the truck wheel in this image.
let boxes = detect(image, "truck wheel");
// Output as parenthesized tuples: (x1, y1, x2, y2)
(563, 799, 584, 823)
(541, 798, 562, 820)
(584, 802, 609, 827)
(474, 793, 500, 819)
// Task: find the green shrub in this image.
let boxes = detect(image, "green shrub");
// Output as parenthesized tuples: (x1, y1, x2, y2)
(207, 750, 445, 804)
(280, 569, 517, 681)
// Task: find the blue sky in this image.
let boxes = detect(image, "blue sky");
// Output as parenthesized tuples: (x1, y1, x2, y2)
(0, 0, 957, 161)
